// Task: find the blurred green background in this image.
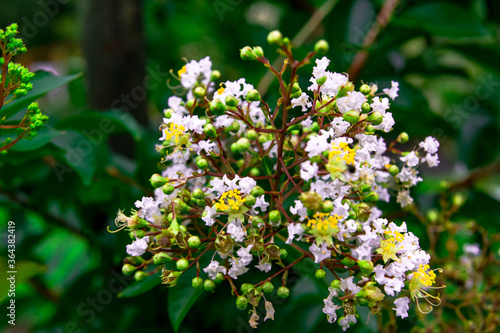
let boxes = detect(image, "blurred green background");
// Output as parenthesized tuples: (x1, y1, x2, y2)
(1, 0, 500, 332)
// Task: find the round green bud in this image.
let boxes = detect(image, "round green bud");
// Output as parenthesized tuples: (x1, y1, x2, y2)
(203, 124, 217, 138)
(258, 134, 269, 144)
(269, 210, 281, 224)
(240, 46, 256, 61)
(231, 142, 239, 154)
(360, 84, 371, 95)
(249, 167, 260, 177)
(357, 260, 374, 276)
(311, 122, 320, 132)
(244, 194, 256, 207)
(320, 200, 334, 213)
(316, 75, 327, 86)
(262, 281, 274, 293)
(209, 99, 227, 115)
(397, 132, 409, 143)
(122, 264, 137, 276)
(214, 272, 225, 283)
(338, 82, 354, 97)
(176, 258, 189, 271)
(192, 189, 205, 199)
(186, 99, 196, 109)
(267, 30, 283, 45)
(315, 269, 326, 279)
(343, 110, 360, 124)
(251, 216, 264, 228)
(188, 236, 201, 249)
(241, 283, 253, 294)
(246, 89, 261, 102)
(247, 129, 258, 140)
(330, 279, 341, 289)
(236, 295, 248, 310)
(388, 164, 399, 176)
(164, 108, 173, 118)
(452, 193, 466, 207)
(179, 225, 187, 233)
(253, 46, 264, 58)
(204, 279, 216, 291)
(210, 70, 221, 81)
(314, 39, 329, 54)
(251, 186, 265, 197)
(193, 86, 206, 98)
(368, 111, 383, 125)
(341, 257, 356, 267)
(225, 95, 238, 108)
(162, 184, 175, 195)
(237, 138, 250, 152)
(277, 286, 290, 298)
(360, 184, 371, 193)
(153, 252, 172, 265)
(280, 248, 288, 258)
(134, 271, 148, 282)
(364, 191, 379, 202)
(150, 173, 167, 188)
(361, 102, 371, 114)
(192, 276, 204, 289)
(365, 124, 375, 134)
(196, 158, 208, 170)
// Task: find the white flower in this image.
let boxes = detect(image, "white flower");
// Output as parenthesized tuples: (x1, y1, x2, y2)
(227, 221, 247, 242)
(336, 91, 366, 114)
(253, 195, 269, 213)
(300, 161, 318, 181)
(463, 243, 480, 256)
(323, 296, 341, 323)
(310, 242, 331, 263)
(286, 223, 304, 244)
(264, 301, 275, 321)
(422, 153, 439, 167)
(305, 129, 332, 157)
(291, 92, 312, 111)
(135, 197, 156, 222)
(126, 237, 149, 256)
(290, 200, 308, 221)
(374, 112, 395, 132)
(393, 297, 410, 318)
(202, 205, 217, 226)
(339, 314, 357, 331)
(340, 276, 361, 294)
(203, 260, 227, 279)
(228, 245, 253, 279)
(370, 96, 390, 114)
(180, 56, 212, 89)
(256, 261, 272, 273)
(397, 190, 413, 207)
(383, 81, 399, 100)
(419, 136, 440, 154)
(192, 140, 216, 154)
(400, 151, 419, 167)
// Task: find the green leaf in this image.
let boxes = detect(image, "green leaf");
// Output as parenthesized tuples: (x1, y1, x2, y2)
(394, 3, 490, 38)
(56, 110, 144, 141)
(118, 271, 162, 298)
(167, 269, 203, 333)
(10, 126, 63, 152)
(0, 71, 82, 119)
(262, 156, 274, 176)
(283, 150, 295, 167)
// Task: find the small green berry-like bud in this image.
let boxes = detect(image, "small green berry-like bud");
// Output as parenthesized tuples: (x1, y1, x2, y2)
(251, 216, 264, 228)
(364, 191, 379, 202)
(367, 111, 383, 125)
(153, 252, 172, 265)
(164, 108, 173, 118)
(269, 210, 281, 224)
(193, 86, 206, 98)
(277, 286, 290, 298)
(320, 200, 334, 213)
(231, 142, 240, 154)
(452, 193, 466, 207)
(192, 277, 204, 289)
(365, 124, 375, 134)
(267, 30, 283, 45)
(315, 269, 326, 279)
(236, 295, 248, 310)
(185, 99, 196, 109)
(214, 272, 224, 283)
(240, 46, 256, 61)
(360, 184, 371, 193)
(204, 279, 216, 291)
(122, 264, 137, 276)
(316, 75, 327, 86)
(228, 120, 240, 133)
(203, 124, 217, 138)
(388, 165, 399, 176)
(280, 248, 288, 258)
(150, 173, 167, 188)
(397, 132, 409, 143)
(341, 257, 356, 267)
(244, 194, 256, 207)
(188, 236, 201, 249)
(210, 70, 221, 81)
(246, 89, 261, 102)
(250, 167, 261, 177)
(357, 260, 374, 276)
(162, 184, 175, 195)
(225, 95, 238, 108)
(262, 281, 274, 293)
(241, 283, 253, 294)
(196, 158, 208, 170)
(192, 189, 205, 200)
(246, 129, 258, 140)
(360, 84, 371, 95)
(253, 46, 264, 58)
(236, 138, 250, 152)
(209, 99, 227, 115)
(251, 186, 265, 197)
(338, 82, 354, 97)
(361, 102, 371, 114)
(314, 39, 329, 54)
(343, 110, 360, 124)
(176, 258, 189, 271)
(134, 271, 148, 282)
(330, 279, 341, 289)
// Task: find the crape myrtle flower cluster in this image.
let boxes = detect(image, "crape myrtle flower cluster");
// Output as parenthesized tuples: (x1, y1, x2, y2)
(111, 31, 444, 329)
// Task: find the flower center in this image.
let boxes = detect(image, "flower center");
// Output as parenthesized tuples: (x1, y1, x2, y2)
(164, 123, 186, 143)
(307, 212, 341, 231)
(215, 189, 245, 211)
(413, 264, 436, 287)
(178, 65, 187, 77)
(329, 142, 355, 165)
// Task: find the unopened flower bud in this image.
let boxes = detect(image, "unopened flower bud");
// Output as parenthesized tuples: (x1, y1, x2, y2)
(365, 124, 375, 134)
(330, 279, 340, 289)
(134, 271, 148, 282)
(367, 111, 383, 125)
(360, 184, 371, 193)
(262, 281, 274, 293)
(315, 269, 326, 279)
(343, 110, 360, 124)
(251, 186, 265, 197)
(280, 249, 288, 258)
(188, 236, 201, 249)
(203, 124, 217, 138)
(364, 191, 379, 202)
(192, 189, 205, 200)
(153, 252, 172, 265)
(314, 39, 329, 54)
(176, 258, 189, 271)
(204, 279, 216, 291)
(209, 99, 227, 115)
(224, 95, 238, 108)
(267, 30, 283, 45)
(357, 260, 374, 276)
(316, 75, 327, 86)
(277, 286, 290, 298)
(244, 194, 256, 207)
(236, 295, 248, 310)
(269, 210, 281, 225)
(360, 84, 371, 95)
(452, 193, 466, 207)
(341, 257, 356, 267)
(150, 173, 167, 188)
(361, 102, 371, 113)
(241, 283, 253, 294)
(196, 158, 208, 170)
(253, 46, 264, 58)
(245, 129, 258, 140)
(388, 164, 399, 176)
(246, 89, 261, 102)
(162, 184, 175, 195)
(338, 82, 354, 97)
(240, 46, 256, 61)
(237, 137, 250, 152)
(397, 132, 409, 143)
(320, 200, 334, 213)
(122, 264, 137, 276)
(251, 216, 264, 228)
(193, 86, 206, 98)
(228, 120, 240, 133)
(210, 70, 221, 81)
(164, 108, 173, 118)
(192, 277, 203, 289)
(214, 272, 224, 283)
